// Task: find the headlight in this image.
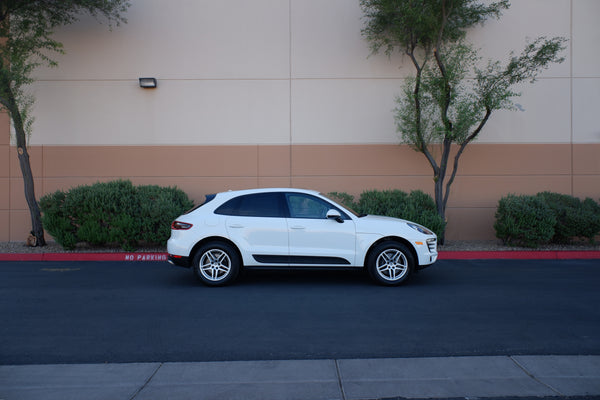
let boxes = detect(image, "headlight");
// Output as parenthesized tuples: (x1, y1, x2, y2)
(407, 222, 433, 235)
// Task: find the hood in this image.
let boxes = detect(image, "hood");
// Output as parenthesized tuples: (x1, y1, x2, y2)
(354, 214, 410, 232)
(359, 214, 408, 224)
(354, 214, 435, 238)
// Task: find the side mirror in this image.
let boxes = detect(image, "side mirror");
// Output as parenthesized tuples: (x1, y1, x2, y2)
(326, 209, 344, 223)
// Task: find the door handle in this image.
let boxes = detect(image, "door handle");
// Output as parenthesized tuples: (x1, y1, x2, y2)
(290, 226, 305, 230)
(228, 224, 244, 228)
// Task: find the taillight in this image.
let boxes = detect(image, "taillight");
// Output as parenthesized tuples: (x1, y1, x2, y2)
(171, 221, 193, 230)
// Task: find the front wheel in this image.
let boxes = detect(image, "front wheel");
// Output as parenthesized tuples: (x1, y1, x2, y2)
(193, 242, 240, 286)
(367, 242, 414, 286)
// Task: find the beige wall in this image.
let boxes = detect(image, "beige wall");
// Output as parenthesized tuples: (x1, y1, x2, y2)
(25, 0, 598, 147)
(2, 141, 599, 242)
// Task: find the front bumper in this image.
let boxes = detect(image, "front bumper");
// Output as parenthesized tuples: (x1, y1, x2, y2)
(415, 237, 438, 267)
(416, 255, 437, 270)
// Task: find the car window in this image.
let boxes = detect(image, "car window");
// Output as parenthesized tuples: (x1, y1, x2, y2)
(286, 193, 345, 220)
(184, 193, 215, 214)
(214, 193, 285, 218)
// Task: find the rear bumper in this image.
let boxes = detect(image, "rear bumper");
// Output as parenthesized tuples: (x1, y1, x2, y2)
(168, 254, 191, 268)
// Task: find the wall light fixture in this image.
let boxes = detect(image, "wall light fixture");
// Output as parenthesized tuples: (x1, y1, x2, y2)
(139, 77, 157, 88)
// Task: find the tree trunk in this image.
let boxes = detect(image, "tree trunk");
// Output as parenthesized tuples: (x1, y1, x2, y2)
(8, 91, 46, 246)
(434, 176, 446, 245)
(16, 145, 46, 246)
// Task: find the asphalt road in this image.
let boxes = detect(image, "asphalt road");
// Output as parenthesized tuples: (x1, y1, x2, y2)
(1, 259, 599, 365)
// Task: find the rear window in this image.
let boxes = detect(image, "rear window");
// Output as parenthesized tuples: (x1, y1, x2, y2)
(184, 194, 216, 214)
(215, 193, 284, 218)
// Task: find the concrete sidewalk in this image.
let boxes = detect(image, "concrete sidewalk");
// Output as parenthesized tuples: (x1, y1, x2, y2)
(1, 355, 599, 400)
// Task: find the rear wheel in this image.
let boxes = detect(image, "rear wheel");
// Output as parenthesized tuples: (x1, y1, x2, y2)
(367, 242, 414, 286)
(193, 242, 240, 286)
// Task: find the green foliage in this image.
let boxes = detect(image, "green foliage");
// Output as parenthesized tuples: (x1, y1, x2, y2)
(394, 30, 567, 149)
(136, 185, 197, 244)
(40, 180, 193, 250)
(396, 42, 483, 148)
(495, 192, 600, 248)
(474, 37, 567, 113)
(38, 191, 78, 249)
(582, 198, 600, 240)
(536, 192, 600, 244)
(494, 194, 556, 248)
(405, 190, 446, 237)
(356, 189, 409, 217)
(328, 189, 445, 237)
(360, 0, 509, 57)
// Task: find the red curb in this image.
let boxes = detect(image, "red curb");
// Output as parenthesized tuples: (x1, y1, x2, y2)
(0, 251, 599, 262)
(0, 253, 168, 262)
(438, 251, 600, 260)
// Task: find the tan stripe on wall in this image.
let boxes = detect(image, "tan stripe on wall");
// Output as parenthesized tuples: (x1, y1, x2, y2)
(1, 143, 599, 242)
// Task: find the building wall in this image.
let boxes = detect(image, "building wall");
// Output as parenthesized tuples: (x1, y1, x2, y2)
(2, 0, 599, 242)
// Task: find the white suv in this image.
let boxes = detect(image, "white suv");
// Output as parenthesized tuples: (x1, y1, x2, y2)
(167, 188, 437, 286)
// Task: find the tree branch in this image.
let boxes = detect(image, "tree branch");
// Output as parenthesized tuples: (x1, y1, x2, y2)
(443, 107, 492, 210)
(407, 49, 439, 175)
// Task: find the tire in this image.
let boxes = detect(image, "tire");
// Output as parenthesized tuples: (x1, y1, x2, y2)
(367, 242, 414, 286)
(192, 242, 240, 286)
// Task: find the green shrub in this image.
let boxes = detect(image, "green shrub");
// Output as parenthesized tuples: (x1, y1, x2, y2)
(356, 189, 409, 217)
(40, 180, 194, 250)
(495, 192, 600, 247)
(328, 189, 445, 238)
(405, 190, 446, 238)
(137, 185, 195, 243)
(536, 191, 600, 243)
(581, 198, 600, 241)
(38, 190, 78, 249)
(494, 194, 556, 248)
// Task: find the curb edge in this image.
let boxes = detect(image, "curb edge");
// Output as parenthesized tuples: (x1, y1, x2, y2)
(1, 251, 599, 262)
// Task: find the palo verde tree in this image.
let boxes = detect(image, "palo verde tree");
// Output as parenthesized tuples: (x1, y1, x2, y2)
(0, 0, 130, 246)
(360, 0, 566, 242)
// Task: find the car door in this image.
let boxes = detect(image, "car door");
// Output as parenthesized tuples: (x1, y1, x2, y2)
(216, 192, 289, 266)
(285, 192, 356, 266)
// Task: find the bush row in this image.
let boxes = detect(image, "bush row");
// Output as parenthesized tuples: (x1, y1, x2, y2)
(40, 181, 597, 251)
(494, 192, 600, 248)
(40, 180, 194, 250)
(328, 189, 445, 238)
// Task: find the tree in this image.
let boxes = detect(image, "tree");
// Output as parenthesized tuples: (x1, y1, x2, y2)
(0, 0, 130, 246)
(360, 0, 566, 242)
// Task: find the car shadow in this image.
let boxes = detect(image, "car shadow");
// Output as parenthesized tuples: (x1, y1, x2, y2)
(237, 268, 370, 286)
(167, 265, 436, 288)
(237, 267, 434, 287)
